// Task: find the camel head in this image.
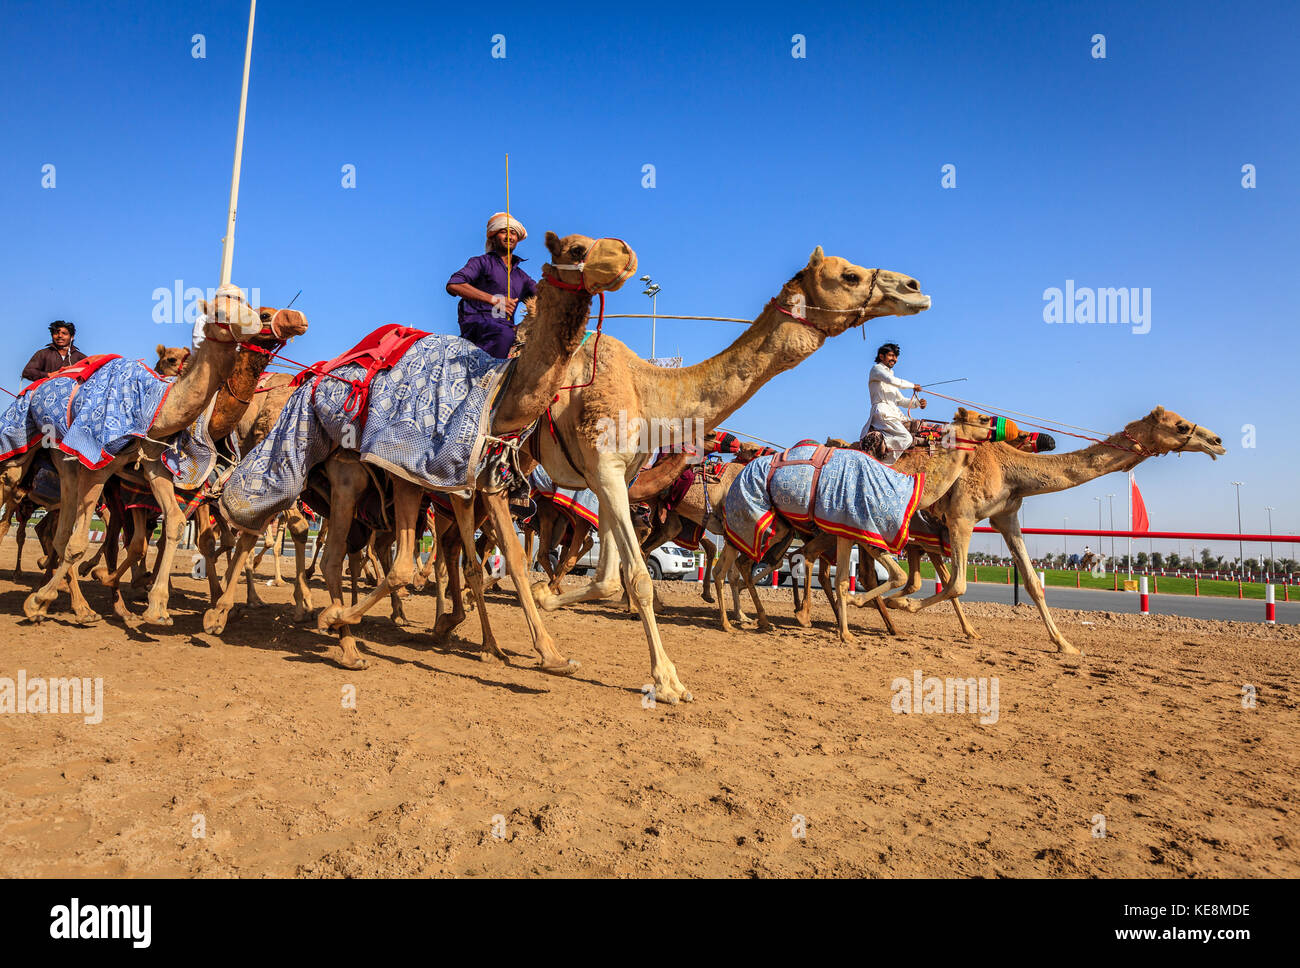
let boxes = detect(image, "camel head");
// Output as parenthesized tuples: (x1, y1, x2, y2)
(1130, 407, 1226, 460)
(255, 306, 309, 342)
(154, 344, 191, 376)
(782, 247, 931, 337)
(196, 284, 269, 343)
(542, 233, 638, 294)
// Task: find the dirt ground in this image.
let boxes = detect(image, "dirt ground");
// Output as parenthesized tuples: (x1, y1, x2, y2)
(0, 540, 1296, 878)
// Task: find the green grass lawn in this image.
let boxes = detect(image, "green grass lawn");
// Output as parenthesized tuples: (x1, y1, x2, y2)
(912, 562, 1293, 601)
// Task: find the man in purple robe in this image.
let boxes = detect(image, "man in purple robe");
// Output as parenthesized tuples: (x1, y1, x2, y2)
(445, 213, 538, 359)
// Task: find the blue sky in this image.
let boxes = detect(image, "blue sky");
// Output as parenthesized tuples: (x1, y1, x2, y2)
(2, 0, 1296, 560)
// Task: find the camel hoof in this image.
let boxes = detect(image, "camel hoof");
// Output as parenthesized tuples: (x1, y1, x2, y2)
(22, 593, 49, 620)
(317, 605, 346, 632)
(141, 608, 173, 627)
(540, 658, 580, 677)
(73, 611, 105, 626)
(203, 609, 228, 635)
(1058, 641, 1081, 655)
(337, 653, 369, 671)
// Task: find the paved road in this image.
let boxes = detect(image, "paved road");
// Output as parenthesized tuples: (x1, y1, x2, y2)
(772, 574, 1297, 625)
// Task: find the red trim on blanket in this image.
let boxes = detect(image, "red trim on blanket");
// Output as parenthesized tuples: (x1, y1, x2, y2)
(548, 491, 598, 528)
(726, 508, 776, 561)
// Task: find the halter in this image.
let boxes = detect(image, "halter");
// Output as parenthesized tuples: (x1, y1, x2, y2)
(775, 268, 881, 333)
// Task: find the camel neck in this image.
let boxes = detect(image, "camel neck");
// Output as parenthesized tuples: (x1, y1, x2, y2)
(651, 299, 825, 430)
(150, 339, 238, 438)
(1001, 430, 1150, 496)
(207, 343, 277, 441)
(490, 280, 592, 433)
(913, 441, 977, 507)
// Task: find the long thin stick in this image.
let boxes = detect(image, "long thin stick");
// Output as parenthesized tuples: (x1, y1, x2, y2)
(285, 289, 302, 309)
(504, 154, 511, 304)
(714, 427, 788, 450)
(918, 377, 968, 388)
(601, 313, 752, 324)
(219, 0, 257, 287)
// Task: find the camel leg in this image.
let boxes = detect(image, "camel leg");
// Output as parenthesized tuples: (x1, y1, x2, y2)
(24, 462, 114, 623)
(534, 459, 691, 703)
(305, 519, 327, 580)
(318, 481, 421, 669)
(11, 507, 26, 579)
(713, 542, 741, 632)
(99, 508, 151, 623)
(550, 521, 591, 594)
(138, 466, 187, 626)
(739, 555, 771, 632)
(484, 491, 577, 674)
(443, 495, 506, 661)
(992, 513, 1078, 654)
(889, 521, 975, 617)
(271, 519, 287, 585)
(929, 553, 978, 639)
(851, 551, 901, 635)
(202, 530, 259, 634)
(833, 542, 907, 643)
(432, 520, 468, 642)
(700, 540, 715, 603)
(287, 509, 314, 621)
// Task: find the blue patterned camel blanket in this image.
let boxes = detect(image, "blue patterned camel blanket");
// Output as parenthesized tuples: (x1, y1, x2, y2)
(528, 465, 599, 528)
(724, 442, 924, 560)
(0, 357, 215, 488)
(220, 334, 514, 533)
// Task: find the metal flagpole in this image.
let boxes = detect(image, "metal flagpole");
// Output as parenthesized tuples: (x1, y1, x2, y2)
(1128, 472, 1133, 579)
(219, 0, 257, 287)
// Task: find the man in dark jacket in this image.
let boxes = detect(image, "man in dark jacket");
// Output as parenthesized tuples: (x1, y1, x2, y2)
(21, 320, 87, 382)
(445, 213, 537, 359)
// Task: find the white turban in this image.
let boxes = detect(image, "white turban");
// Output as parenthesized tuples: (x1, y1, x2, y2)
(486, 212, 527, 240)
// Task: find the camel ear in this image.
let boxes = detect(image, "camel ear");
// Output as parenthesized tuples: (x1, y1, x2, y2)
(808, 246, 824, 267)
(545, 231, 563, 261)
(955, 407, 969, 422)
(1152, 405, 1165, 417)
(156, 343, 165, 358)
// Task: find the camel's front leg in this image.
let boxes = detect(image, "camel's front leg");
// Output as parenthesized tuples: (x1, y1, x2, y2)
(847, 551, 900, 635)
(203, 530, 259, 634)
(432, 521, 468, 641)
(287, 509, 314, 621)
(484, 491, 578, 674)
(713, 542, 740, 632)
(889, 521, 973, 617)
(316, 481, 420, 670)
(532, 497, 627, 611)
(139, 467, 187, 626)
(930, 553, 978, 639)
(993, 513, 1077, 655)
(442, 494, 506, 661)
(700, 538, 716, 603)
(738, 554, 771, 632)
(25, 463, 113, 623)
(551, 520, 591, 594)
(99, 507, 150, 623)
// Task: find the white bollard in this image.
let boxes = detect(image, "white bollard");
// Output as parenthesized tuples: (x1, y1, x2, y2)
(1265, 584, 1276, 625)
(1038, 570, 1046, 600)
(1139, 576, 1149, 614)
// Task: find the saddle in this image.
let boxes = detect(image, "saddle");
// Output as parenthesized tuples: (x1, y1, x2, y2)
(764, 439, 834, 533)
(291, 324, 430, 432)
(18, 353, 123, 398)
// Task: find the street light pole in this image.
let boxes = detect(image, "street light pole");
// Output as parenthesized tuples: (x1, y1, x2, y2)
(1107, 493, 1116, 570)
(1264, 505, 1276, 579)
(1063, 516, 1068, 562)
(1230, 482, 1245, 578)
(1093, 496, 1102, 564)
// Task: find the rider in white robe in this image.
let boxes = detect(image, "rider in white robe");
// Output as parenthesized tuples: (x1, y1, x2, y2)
(858, 343, 926, 464)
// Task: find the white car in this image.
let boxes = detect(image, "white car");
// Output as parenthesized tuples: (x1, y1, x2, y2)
(788, 545, 890, 587)
(561, 536, 697, 580)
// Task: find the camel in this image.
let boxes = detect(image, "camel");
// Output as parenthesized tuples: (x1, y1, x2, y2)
(888, 407, 1225, 653)
(89, 310, 308, 624)
(711, 409, 1005, 642)
(530, 247, 931, 702)
(789, 427, 1056, 635)
(204, 233, 637, 676)
(5, 287, 274, 624)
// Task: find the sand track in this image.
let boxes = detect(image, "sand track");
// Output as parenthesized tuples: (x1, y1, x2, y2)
(0, 543, 1295, 877)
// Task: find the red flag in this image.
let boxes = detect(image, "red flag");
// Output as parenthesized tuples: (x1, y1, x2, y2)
(1130, 473, 1150, 533)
